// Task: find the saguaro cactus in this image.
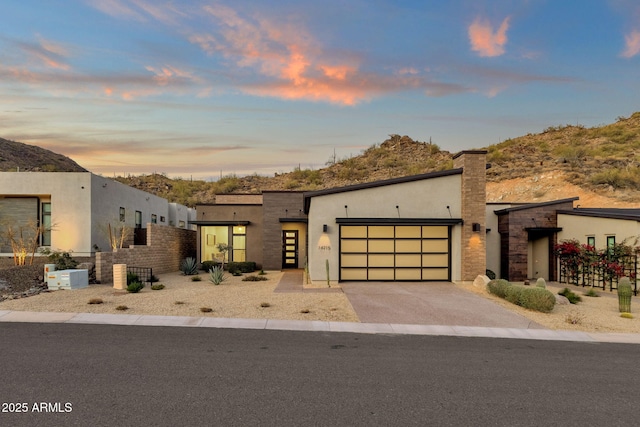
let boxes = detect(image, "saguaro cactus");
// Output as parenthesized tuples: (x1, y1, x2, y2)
(617, 277, 633, 313)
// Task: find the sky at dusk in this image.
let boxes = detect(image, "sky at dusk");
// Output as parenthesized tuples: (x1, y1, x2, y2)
(2, 0, 640, 180)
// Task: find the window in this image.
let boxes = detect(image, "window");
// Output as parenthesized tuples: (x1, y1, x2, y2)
(607, 236, 616, 248)
(587, 236, 595, 247)
(160, 216, 166, 223)
(135, 211, 142, 229)
(232, 225, 246, 262)
(41, 202, 51, 246)
(119, 207, 125, 222)
(151, 214, 157, 224)
(179, 220, 185, 228)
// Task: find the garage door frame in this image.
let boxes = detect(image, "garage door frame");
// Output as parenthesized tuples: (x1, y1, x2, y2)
(337, 218, 462, 282)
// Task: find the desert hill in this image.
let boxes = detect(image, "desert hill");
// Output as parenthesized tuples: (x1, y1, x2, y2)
(3, 112, 640, 208)
(0, 138, 87, 172)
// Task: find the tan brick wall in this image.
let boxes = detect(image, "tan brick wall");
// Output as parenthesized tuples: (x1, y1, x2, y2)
(96, 223, 196, 284)
(453, 151, 487, 281)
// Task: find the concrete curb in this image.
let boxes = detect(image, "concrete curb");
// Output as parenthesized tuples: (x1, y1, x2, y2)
(1, 310, 639, 344)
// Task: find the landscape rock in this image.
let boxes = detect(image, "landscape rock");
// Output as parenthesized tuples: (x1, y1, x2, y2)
(473, 275, 490, 288)
(555, 294, 570, 305)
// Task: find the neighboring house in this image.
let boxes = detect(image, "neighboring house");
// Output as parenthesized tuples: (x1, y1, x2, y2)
(0, 172, 195, 257)
(557, 208, 640, 251)
(194, 151, 488, 284)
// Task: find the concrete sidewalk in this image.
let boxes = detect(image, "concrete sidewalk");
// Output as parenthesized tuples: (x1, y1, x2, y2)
(1, 309, 639, 344)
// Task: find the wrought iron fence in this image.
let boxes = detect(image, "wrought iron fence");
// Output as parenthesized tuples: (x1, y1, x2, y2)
(558, 254, 638, 295)
(127, 266, 153, 284)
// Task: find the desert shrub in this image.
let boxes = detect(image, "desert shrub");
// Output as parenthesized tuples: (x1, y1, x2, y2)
(127, 281, 144, 293)
(242, 275, 268, 282)
(191, 275, 202, 282)
(115, 305, 128, 311)
(200, 307, 213, 313)
(127, 272, 139, 285)
(260, 302, 271, 308)
(209, 266, 227, 285)
(180, 257, 199, 275)
(584, 288, 600, 297)
(200, 260, 220, 272)
(535, 278, 546, 289)
(227, 261, 257, 273)
(505, 286, 524, 305)
(300, 308, 310, 314)
(519, 287, 556, 313)
(43, 249, 78, 270)
(565, 311, 585, 325)
(88, 298, 103, 305)
(558, 287, 582, 304)
(487, 279, 511, 298)
(259, 269, 266, 275)
(150, 284, 165, 290)
(485, 269, 496, 280)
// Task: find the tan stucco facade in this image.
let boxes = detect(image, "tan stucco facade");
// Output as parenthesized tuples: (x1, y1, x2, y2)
(558, 214, 640, 249)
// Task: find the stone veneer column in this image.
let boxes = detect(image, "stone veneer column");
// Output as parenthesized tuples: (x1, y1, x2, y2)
(453, 150, 487, 281)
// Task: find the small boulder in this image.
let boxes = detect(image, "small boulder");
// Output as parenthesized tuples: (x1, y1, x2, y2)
(555, 294, 570, 305)
(473, 275, 490, 288)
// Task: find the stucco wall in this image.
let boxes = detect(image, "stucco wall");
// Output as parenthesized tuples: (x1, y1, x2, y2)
(307, 174, 463, 282)
(558, 214, 640, 249)
(486, 203, 512, 278)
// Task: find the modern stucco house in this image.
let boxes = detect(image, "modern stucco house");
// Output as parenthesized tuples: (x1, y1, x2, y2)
(194, 151, 488, 284)
(0, 172, 195, 257)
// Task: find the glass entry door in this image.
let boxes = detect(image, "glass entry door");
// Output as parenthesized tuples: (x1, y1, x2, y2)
(282, 230, 298, 269)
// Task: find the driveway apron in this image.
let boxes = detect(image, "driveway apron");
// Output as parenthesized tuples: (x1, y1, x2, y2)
(342, 282, 545, 329)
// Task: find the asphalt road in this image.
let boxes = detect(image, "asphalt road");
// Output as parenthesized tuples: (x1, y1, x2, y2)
(1, 323, 638, 426)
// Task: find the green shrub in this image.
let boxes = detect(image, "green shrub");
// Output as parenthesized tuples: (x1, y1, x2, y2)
(126, 272, 139, 285)
(200, 260, 220, 272)
(127, 281, 144, 293)
(200, 307, 213, 313)
(180, 257, 199, 275)
(88, 298, 103, 305)
(209, 266, 227, 285)
(558, 287, 582, 304)
(150, 284, 165, 290)
(191, 275, 202, 282)
(505, 286, 524, 305)
(115, 305, 128, 311)
(226, 261, 257, 273)
(584, 288, 600, 297)
(485, 269, 496, 280)
(242, 275, 268, 282)
(487, 279, 511, 298)
(41, 248, 78, 270)
(519, 287, 556, 313)
(535, 278, 546, 289)
(259, 269, 266, 275)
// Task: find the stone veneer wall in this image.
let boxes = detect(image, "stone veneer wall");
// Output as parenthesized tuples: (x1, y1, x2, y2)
(96, 223, 196, 284)
(262, 192, 306, 270)
(453, 151, 487, 281)
(497, 200, 574, 281)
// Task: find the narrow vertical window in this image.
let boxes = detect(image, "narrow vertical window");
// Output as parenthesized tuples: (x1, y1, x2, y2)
(151, 214, 157, 224)
(587, 236, 595, 247)
(41, 202, 51, 246)
(135, 211, 142, 229)
(119, 207, 125, 222)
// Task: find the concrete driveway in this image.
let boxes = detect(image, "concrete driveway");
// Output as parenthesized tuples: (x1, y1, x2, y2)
(342, 282, 545, 329)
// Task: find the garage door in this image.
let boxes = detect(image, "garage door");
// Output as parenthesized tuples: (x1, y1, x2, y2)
(340, 225, 450, 281)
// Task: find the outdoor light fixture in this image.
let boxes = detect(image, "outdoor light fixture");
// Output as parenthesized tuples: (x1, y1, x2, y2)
(472, 223, 481, 232)
(323, 224, 328, 232)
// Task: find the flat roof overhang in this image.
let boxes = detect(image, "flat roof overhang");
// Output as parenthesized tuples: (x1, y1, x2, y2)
(279, 218, 308, 223)
(189, 220, 251, 226)
(335, 218, 463, 225)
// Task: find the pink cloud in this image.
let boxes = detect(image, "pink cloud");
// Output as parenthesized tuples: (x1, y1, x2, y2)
(621, 30, 640, 58)
(468, 16, 510, 57)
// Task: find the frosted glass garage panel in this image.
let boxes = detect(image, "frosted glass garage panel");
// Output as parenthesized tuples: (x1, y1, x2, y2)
(368, 239, 395, 253)
(423, 226, 448, 238)
(395, 240, 421, 253)
(368, 254, 394, 267)
(396, 269, 421, 280)
(422, 268, 449, 280)
(422, 254, 449, 267)
(341, 254, 367, 267)
(368, 226, 394, 238)
(341, 269, 367, 280)
(341, 239, 367, 253)
(395, 254, 421, 267)
(422, 240, 449, 253)
(341, 226, 367, 238)
(368, 269, 394, 280)
(395, 226, 421, 238)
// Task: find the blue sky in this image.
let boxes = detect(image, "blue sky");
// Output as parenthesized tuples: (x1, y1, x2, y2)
(1, 0, 639, 179)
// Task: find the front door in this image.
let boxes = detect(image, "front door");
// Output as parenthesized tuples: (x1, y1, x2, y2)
(282, 230, 298, 269)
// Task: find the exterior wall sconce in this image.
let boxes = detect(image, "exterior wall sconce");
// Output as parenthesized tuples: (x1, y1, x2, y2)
(472, 223, 481, 232)
(323, 224, 328, 232)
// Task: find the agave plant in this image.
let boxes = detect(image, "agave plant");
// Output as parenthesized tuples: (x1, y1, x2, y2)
(180, 257, 198, 276)
(209, 266, 227, 285)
